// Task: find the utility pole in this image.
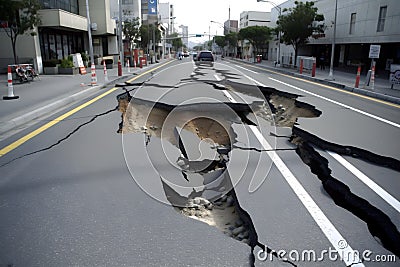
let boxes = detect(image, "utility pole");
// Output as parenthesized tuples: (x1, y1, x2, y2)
(118, 0, 123, 74)
(257, 0, 281, 66)
(85, 0, 94, 66)
(328, 0, 338, 80)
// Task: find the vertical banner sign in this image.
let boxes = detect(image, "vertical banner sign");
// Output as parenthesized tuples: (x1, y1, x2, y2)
(148, 0, 157, 15)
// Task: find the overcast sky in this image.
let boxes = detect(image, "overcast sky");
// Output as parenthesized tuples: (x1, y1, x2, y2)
(165, 0, 286, 42)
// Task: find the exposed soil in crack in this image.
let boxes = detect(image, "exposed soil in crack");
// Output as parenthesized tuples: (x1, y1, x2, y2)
(116, 66, 399, 265)
(116, 91, 266, 148)
(115, 78, 304, 265)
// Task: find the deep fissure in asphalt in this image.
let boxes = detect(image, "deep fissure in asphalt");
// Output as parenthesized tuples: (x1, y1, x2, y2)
(117, 64, 400, 263)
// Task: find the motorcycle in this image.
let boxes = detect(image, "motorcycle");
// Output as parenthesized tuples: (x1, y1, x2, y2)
(15, 66, 29, 83)
(25, 65, 39, 80)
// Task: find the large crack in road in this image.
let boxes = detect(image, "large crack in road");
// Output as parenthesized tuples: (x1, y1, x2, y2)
(117, 63, 400, 265)
(1, 62, 398, 265)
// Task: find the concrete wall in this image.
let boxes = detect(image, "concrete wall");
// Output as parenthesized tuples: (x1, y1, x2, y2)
(309, 0, 400, 45)
(79, 0, 115, 35)
(38, 9, 87, 31)
(0, 29, 42, 73)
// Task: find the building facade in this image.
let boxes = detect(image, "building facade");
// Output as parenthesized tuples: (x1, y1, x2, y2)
(0, 0, 118, 73)
(239, 11, 270, 28)
(239, 11, 270, 60)
(271, 0, 400, 74)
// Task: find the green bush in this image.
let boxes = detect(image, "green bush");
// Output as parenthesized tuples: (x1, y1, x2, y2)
(60, 56, 74, 68)
(80, 52, 89, 63)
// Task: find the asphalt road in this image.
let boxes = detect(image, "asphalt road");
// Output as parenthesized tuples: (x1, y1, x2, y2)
(0, 58, 399, 267)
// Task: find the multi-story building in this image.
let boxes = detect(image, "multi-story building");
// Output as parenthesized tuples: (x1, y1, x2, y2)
(239, 11, 270, 28)
(110, 0, 141, 21)
(0, 0, 118, 73)
(224, 20, 238, 35)
(141, 0, 158, 25)
(159, 2, 175, 35)
(239, 11, 270, 59)
(270, 0, 400, 74)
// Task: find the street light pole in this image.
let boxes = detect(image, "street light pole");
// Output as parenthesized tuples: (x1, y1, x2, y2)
(118, 0, 123, 75)
(210, 20, 226, 55)
(257, 0, 281, 66)
(328, 0, 338, 80)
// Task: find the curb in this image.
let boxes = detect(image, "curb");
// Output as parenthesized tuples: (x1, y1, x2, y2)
(0, 71, 139, 137)
(230, 59, 400, 105)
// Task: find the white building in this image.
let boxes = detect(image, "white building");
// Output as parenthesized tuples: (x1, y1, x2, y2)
(271, 0, 400, 73)
(240, 11, 270, 28)
(239, 11, 270, 59)
(159, 2, 175, 35)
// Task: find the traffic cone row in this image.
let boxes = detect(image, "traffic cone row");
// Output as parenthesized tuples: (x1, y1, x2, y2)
(91, 63, 97, 86)
(3, 66, 19, 100)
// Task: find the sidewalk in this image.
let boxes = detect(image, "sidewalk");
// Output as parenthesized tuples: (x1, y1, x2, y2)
(231, 58, 400, 104)
(0, 60, 167, 138)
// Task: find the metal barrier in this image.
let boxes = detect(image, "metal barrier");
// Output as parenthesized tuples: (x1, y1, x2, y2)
(296, 56, 316, 71)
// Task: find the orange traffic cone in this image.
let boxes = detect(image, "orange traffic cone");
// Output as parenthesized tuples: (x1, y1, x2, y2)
(91, 63, 97, 86)
(3, 66, 19, 100)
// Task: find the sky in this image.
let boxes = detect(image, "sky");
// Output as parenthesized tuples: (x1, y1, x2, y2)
(165, 0, 287, 43)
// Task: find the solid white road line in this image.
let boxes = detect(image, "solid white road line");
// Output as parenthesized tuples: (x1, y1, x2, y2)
(214, 74, 222, 81)
(268, 77, 400, 129)
(328, 151, 400, 213)
(243, 70, 400, 212)
(221, 86, 364, 266)
(234, 64, 259, 74)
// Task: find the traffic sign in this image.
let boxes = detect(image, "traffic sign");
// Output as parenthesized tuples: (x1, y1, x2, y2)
(369, 44, 381, 59)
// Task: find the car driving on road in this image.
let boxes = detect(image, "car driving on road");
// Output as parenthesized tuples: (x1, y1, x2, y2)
(195, 51, 214, 67)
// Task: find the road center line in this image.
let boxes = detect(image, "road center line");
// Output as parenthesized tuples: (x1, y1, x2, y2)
(328, 151, 400, 213)
(221, 89, 363, 266)
(0, 60, 174, 157)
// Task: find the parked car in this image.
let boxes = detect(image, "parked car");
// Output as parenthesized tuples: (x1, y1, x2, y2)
(195, 51, 214, 67)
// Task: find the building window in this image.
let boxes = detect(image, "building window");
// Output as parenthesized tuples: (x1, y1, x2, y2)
(39, 0, 79, 15)
(349, 13, 356, 34)
(377, 6, 387, 32)
(40, 29, 83, 60)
